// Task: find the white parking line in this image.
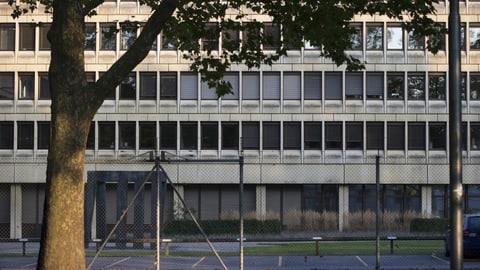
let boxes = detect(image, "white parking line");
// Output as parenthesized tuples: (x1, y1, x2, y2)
(278, 256, 283, 267)
(355, 256, 369, 267)
(21, 262, 37, 268)
(432, 254, 450, 264)
(105, 257, 131, 268)
(192, 256, 206, 269)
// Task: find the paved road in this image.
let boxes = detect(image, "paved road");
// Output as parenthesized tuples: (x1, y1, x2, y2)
(2, 255, 480, 269)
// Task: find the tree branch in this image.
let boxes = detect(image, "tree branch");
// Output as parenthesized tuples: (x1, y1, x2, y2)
(83, 0, 104, 16)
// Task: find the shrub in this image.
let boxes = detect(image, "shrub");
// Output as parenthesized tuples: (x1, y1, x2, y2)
(410, 218, 449, 233)
(163, 219, 281, 235)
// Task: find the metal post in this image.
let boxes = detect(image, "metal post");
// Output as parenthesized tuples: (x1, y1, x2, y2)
(448, 1, 463, 269)
(239, 154, 244, 270)
(156, 156, 161, 270)
(375, 155, 380, 270)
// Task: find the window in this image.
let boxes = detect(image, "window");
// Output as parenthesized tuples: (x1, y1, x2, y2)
(461, 72, 467, 100)
(120, 73, 136, 99)
(471, 24, 480, 50)
(19, 24, 35, 50)
(348, 24, 362, 50)
(366, 122, 384, 150)
(462, 122, 468, 150)
(429, 122, 447, 150)
(471, 123, 480, 150)
(324, 72, 342, 100)
(387, 122, 405, 150)
(242, 22, 261, 48)
(346, 122, 362, 150)
(366, 72, 384, 99)
(461, 23, 466, 51)
(387, 73, 404, 99)
(304, 72, 322, 100)
(140, 72, 157, 100)
(471, 73, 480, 100)
(17, 122, 34, 149)
(283, 122, 301, 149)
(263, 122, 280, 149)
(345, 72, 363, 99)
(37, 122, 50, 149)
(160, 72, 177, 100)
(101, 23, 117, 50)
(428, 73, 446, 100)
(408, 122, 426, 150)
(263, 72, 280, 100)
(201, 80, 217, 100)
(120, 22, 137, 50)
(180, 72, 198, 100)
(86, 122, 95, 150)
(429, 23, 445, 51)
(39, 73, 50, 100)
(407, 31, 425, 50)
(325, 122, 342, 150)
(161, 32, 176, 50)
(242, 122, 259, 149)
(304, 122, 321, 150)
(118, 122, 135, 149)
(159, 122, 177, 150)
(283, 72, 301, 100)
(98, 122, 115, 149)
(366, 24, 383, 50)
(222, 73, 239, 100)
(303, 185, 339, 212)
(263, 23, 280, 50)
(18, 73, 34, 100)
(222, 28, 240, 51)
(202, 23, 219, 51)
(221, 122, 239, 150)
(242, 72, 260, 100)
(0, 73, 14, 100)
(0, 24, 15, 50)
(407, 73, 425, 100)
(39, 23, 51, 50)
(201, 122, 218, 150)
(180, 122, 197, 150)
(387, 24, 403, 50)
(0, 122, 13, 149)
(84, 23, 96, 50)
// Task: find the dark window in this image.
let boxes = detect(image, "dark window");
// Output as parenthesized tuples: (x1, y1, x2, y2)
(348, 24, 362, 50)
(18, 72, 34, 100)
(0, 72, 13, 100)
(387, 122, 405, 150)
(471, 122, 480, 150)
(242, 122, 259, 150)
(201, 122, 218, 150)
(120, 73, 136, 99)
(39, 73, 50, 100)
(119, 122, 135, 149)
(39, 23, 51, 50)
(325, 122, 342, 150)
(471, 73, 480, 100)
(408, 31, 425, 50)
(461, 73, 467, 100)
(139, 122, 155, 150)
(345, 72, 363, 99)
(160, 122, 177, 150)
(263, 122, 280, 149)
(263, 23, 280, 50)
(180, 122, 197, 150)
(408, 122, 426, 150)
(37, 122, 50, 149)
(86, 122, 95, 150)
(304, 72, 322, 100)
(349, 184, 377, 212)
(19, 24, 34, 50)
(407, 73, 425, 100)
(222, 28, 240, 51)
(324, 72, 342, 100)
(160, 72, 177, 100)
(221, 122, 239, 150)
(98, 122, 115, 149)
(387, 73, 404, 99)
(120, 22, 137, 50)
(304, 122, 321, 150)
(429, 122, 447, 150)
(432, 185, 448, 218)
(161, 31, 176, 50)
(461, 23, 466, 51)
(84, 23, 96, 50)
(346, 122, 363, 150)
(17, 122, 34, 149)
(0, 24, 15, 50)
(366, 122, 384, 150)
(366, 24, 383, 50)
(303, 185, 339, 212)
(140, 72, 157, 100)
(283, 122, 301, 149)
(242, 22, 261, 48)
(101, 23, 117, 50)
(0, 122, 13, 149)
(462, 122, 468, 151)
(202, 23, 219, 51)
(366, 72, 384, 99)
(429, 73, 446, 100)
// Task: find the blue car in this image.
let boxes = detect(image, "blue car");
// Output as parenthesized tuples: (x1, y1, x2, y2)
(445, 214, 480, 257)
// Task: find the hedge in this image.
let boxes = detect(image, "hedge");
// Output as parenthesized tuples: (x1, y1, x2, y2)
(410, 218, 449, 233)
(163, 219, 282, 235)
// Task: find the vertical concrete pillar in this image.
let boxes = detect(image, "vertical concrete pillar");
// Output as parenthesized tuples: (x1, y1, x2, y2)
(422, 185, 432, 217)
(256, 185, 267, 220)
(338, 185, 349, 232)
(173, 184, 184, 220)
(116, 177, 128, 249)
(10, 184, 22, 239)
